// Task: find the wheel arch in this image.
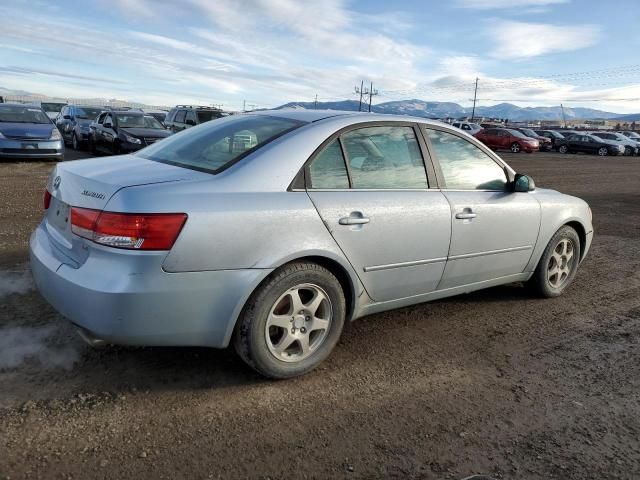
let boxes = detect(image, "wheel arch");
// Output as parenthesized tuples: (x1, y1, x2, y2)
(225, 252, 363, 348)
(564, 220, 587, 261)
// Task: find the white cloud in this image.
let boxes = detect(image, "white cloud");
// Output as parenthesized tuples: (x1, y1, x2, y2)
(456, 0, 568, 9)
(489, 21, 601, 59)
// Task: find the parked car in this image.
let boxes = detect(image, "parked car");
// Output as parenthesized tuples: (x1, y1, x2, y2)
(535, 129, 565, 148)
(29, 101, 67, 121)
(517, 128, 552, 151)
(619, 131, 640, 141)
(474, 127, 539, 153)
(89, 110, 171, 155)
(451, 121, 482, 135)
(164, 105, 224, 133)
(591, 132, 639, 156)
(0, 104, 64, 160)
(56, 105, 104, 150)
(30, 110, 593, 378)
(143, 109, 169, 126)
(555, 133, 624, 156)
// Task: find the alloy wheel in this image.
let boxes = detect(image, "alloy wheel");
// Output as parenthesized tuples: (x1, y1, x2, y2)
(511, 142, 521, 153)
(265, 283, 332, 362)
(598, 147, 608, 156)
(559, 145, 568, 154)
(547, 238, 575, 289)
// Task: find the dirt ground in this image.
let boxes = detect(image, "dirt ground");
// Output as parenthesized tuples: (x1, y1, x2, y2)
(1, 149, 639, 479)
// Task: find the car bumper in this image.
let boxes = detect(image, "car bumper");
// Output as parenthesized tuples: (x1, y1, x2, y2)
(29, 221, 271, 348)
(0, 138, 64, 159)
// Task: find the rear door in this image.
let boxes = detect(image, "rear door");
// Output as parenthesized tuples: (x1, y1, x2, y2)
(423, 126, 541, 289)
(306, 123, 452, 302)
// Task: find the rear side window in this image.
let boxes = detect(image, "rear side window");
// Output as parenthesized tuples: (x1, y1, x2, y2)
(341, 126, 427, 189)
(424, 128, 507, 191)
(197, 110, 222, 123)
(308, 140, 349, 189)
(137, 115, 304, 174)
(174, 110, 186, 123)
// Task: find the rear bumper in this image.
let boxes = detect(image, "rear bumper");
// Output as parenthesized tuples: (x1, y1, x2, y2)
(0, 138, 64, 159)
(29, 222, 271, 348)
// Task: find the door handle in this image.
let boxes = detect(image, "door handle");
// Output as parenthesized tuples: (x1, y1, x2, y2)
(339, 212, 370, 225)
(455, 211, 477, 220)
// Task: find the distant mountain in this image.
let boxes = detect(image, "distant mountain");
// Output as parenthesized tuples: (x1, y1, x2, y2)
(276, 99, 620, 121)
(612, 112, 640, 121)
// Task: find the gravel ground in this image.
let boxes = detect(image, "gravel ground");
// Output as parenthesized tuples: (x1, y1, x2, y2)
(0, 149, 639, 479)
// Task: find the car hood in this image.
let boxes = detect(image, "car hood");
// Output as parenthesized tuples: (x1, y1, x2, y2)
(121, 127, 171, 138)
(48, 154, 210, 211)
(0, 122, 54, 139)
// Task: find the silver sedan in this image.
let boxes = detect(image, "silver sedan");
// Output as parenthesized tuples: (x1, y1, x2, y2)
(30, 110, 593, 378)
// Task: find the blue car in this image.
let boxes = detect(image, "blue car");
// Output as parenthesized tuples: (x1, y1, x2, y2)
(0, 104, 64, 161)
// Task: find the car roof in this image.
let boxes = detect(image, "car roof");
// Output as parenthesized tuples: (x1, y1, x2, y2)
(247, 109, 452, 127)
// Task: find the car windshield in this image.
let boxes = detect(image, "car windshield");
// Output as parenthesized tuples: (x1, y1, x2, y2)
(507, 129, 528, 139)
(143, 116, 165, 129)
(137, 115, 304, 174)
(76, 107, 103, 119)
(520, 129, 536, 136)
(625, 132, 640, 138)
(116, 114, 146, 128)
(40, 102, 66, 113)
(0, 106, 51, 124)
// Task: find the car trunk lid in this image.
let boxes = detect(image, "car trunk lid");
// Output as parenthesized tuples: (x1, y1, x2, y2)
(44, 154, 209, 265)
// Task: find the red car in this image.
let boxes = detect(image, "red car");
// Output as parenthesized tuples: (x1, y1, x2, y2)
(474, 127, 540, 153)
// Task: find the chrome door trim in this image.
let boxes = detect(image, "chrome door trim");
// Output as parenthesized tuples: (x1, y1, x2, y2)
(448, 245, 532, 261)
(364, 257, 447, 272)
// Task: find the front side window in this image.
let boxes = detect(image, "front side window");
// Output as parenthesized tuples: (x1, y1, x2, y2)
(103, 114, 113, 126)
(137, 115, 304, 174)
(424, 128, 507, 191)
(341, 126, 427, 189)
(308, 140, 349, 189)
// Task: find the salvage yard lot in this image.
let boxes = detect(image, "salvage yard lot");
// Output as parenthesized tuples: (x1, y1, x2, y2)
(1, 151, 639, 479)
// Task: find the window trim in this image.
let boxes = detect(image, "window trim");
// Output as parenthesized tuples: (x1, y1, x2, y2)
(298, 121, 437, 192)
(419, 123, 515, 191)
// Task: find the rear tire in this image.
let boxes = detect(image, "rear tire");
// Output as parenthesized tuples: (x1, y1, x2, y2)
(528, 226, 581, 298)
(558, 145, 568, 154)
(510, 142, 521, 153)
(89, 136, 97, 155)
(234, 261, 346, 379)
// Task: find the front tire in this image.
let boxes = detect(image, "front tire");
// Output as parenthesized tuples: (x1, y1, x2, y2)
(72, 132, 80, 151)
(234, 261, 346, 379)
(510, 142, 521, 153)
(529, 226, 581, 298)
(598, 147, 608, 156)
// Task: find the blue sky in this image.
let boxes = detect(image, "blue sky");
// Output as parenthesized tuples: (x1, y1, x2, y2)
(2, 0, 640, 112)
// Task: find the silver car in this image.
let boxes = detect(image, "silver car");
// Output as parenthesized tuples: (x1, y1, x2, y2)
(30, 110, 593, 378)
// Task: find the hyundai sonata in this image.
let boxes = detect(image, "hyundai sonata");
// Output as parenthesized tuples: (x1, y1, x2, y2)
(30, 110, 593, 378)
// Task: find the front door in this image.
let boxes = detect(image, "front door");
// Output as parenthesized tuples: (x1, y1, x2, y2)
(423, 127, 541, 290)
(306, 125, 452, 302)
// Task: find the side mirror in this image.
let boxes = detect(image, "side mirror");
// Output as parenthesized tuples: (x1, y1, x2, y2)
(185, 119, 196, 126)
(63, 115, 72, 120)
(103, 122, 112, 129)
(513, 173, 535, 192)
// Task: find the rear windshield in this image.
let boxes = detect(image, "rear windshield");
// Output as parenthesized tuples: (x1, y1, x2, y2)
(0, 106, 51, 124)
(137, 115, 304, 174)
(196, 110, 223, 123)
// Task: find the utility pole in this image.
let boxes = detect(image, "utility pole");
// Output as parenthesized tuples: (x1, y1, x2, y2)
(560, 103, 567, 128)
(314, 94, 318, 109)
(355, 80, 364, 111)
(243, 100, 246, 112)
(471, 77, 478, 121)
(367, 82, 378, 112)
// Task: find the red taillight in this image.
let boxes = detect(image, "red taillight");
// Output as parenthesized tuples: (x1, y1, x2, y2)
(70, 207, 187, 250)
(44, 190, 52, 210)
